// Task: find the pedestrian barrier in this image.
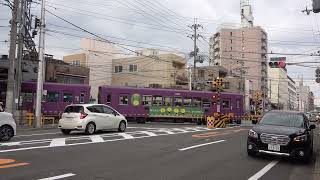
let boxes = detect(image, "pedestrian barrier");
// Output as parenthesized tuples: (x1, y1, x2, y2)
(206, 116, 215, 129)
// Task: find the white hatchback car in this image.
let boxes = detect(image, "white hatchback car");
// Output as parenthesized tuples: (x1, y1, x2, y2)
(58, 104, 127, 135)
(0, 112, 17, 141)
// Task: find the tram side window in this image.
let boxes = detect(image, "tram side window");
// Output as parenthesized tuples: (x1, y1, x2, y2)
(203, 99, 211, 108)
(47, 92, 60, 102)
(183, 97, 192, 107)
(142, 95, 152, 106)
(152, 96, 163, 106)
(79, 93, 85, 104)
(164, 97, 172, 106)
(63, 93, 73, 103)
(223, 100, 230, 109)
(174, 97, 183, 107)
(193, 98, 202, 107)
(22, 92, 33, 102)
(119, 95, 129, 105)
(236, 99, 240, 109)
(106, 94, 112, 104)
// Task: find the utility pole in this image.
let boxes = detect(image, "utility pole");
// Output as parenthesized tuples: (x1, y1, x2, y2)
(239, 61, 246, 113)
(188, 66, 192, 91)
(188, 19, 202, 90)
(35, 0, 46, 128)
(15, 0, 26, 124)
(5, 0, 20, 114)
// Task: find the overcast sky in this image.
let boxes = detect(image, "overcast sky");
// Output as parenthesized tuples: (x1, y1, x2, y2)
(1, 0, 320, 105)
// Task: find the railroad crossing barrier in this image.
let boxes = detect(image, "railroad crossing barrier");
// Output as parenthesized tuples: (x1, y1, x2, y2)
(206, 114, 227, 128)
(25, 112, 58, 127)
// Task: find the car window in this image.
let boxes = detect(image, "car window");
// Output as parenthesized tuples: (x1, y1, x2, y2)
(101, 106, 115, 114)
(64, 106, 84, 113)
(259, 113, 304, 128)
(87, 106, 104, 113)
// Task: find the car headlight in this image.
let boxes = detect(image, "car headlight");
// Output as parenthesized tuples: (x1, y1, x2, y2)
(293, 135, 308, 142)
(248, 129, 258, 139)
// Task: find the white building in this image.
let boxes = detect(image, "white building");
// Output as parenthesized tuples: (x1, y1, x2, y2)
(287, 76, 297, 110)
(296, 78, 311, 112)
(64, 38, 123, 102)
(268, 67, 289, 110)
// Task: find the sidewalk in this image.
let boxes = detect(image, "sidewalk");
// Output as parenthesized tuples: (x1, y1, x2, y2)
(17, 124, 58, 132)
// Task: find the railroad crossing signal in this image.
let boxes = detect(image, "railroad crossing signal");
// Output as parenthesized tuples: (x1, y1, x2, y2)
(213, 78, 223, 88)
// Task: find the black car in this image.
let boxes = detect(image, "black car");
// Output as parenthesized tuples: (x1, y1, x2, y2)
(247, 111, 316, 161)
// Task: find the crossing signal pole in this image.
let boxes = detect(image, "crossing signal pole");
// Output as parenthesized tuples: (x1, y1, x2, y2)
(188, 19, 203, 90)
(35, 0, 46, 128)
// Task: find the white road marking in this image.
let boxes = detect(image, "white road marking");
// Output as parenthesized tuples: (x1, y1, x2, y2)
(128, 127, 162, 130)
(141, 131, 157, 136)
(179, 140, 226, 151)
(157, 130, 175, 134)
(248, 160, 279, 180)
(90, 135, 104, 143)
(38, 173, 76, 180)
(118, 133, 135, 139)
(0, 127, 225, 153)
(15, 132, 60, 137)
(49, 138, 66, 147)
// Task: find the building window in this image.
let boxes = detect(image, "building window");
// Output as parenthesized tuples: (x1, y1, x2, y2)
(242, 38, 244, 43)
(183, 97, 192, 107)
(80, 93, 85, 104)
(241, 9, 244, 14)
(47, 92, 60, 102)
(115, 65, 123, 73)
(119, 95, 128, 105)
(242, 54, 245, 58)
(242, 46, 245, 51)
(142, 95, 152, 106)
(242, 31, 245, 36)
(230, 47, 233, 51)
(63, 93, 73, 103)
(164, 97, 172, 106)
(222, 100, 230, 109)
(230, 32, 233, 36)
(152, 96, 163, 106)
(129, 64, 137, 72)
(230, 39, 233, 44)
(198, 70, 205, 78)
(224, 82, 230, 89)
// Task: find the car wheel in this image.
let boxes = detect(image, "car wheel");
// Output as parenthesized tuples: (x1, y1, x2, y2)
(0, 125, 14, 141)
(61, 129, 72, 135)
(118, 121, 126, 132)
(85, 122, 96, 135)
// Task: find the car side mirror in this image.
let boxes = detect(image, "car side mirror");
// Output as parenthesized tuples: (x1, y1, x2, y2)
(309, 124, 316, 130)
(113, 112, 118, 116)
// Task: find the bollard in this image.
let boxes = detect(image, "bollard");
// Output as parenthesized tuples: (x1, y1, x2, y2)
(206, 116, 215, 129)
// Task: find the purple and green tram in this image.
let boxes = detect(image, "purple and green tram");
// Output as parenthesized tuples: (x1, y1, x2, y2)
(0, 82, 90, 116)
(98, 86, 244, 124)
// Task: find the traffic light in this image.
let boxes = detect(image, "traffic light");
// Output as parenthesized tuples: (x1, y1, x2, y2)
(269, 60, 286, 68)
(316, 68, 320, 83)
(313, 0, 320, 13)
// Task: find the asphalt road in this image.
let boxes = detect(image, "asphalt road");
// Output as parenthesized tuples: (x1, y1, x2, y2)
(0, 123, 319, 180)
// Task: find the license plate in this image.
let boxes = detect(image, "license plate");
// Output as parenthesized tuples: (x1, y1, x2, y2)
(268, 144, 280, 152)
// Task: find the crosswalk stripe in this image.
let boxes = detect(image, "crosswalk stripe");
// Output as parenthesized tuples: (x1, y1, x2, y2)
(141, 131, 157, 136)
(90, 135, 104, 143)
(118, 133, 135, 139)
(49, 138, 66, 147)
